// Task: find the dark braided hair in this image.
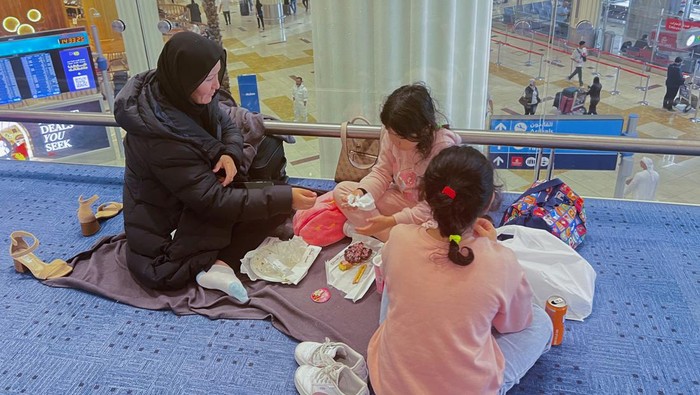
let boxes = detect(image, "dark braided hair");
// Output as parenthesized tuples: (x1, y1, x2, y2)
(421, 146, 500, 266)
(379, 83, 446, 159)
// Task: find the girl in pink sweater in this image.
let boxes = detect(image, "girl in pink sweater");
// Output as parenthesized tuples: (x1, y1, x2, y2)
(367, 146, 553, 394)
(333, 83, 461, 241)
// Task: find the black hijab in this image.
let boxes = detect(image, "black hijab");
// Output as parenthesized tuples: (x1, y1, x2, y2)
(156, 31, 226, 120)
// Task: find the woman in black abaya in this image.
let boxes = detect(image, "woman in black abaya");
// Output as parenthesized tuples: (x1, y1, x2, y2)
(114, 32, 316, 301)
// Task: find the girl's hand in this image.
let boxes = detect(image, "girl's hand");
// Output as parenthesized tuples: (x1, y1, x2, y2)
(473, 217, 497, 242)
(356, 215, 397, 236)
(341, 189, 365, 209)
(292, 188, 317, 210)
(213, 155, 237, 187)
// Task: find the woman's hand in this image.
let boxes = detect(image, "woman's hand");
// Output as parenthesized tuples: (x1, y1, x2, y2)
(473, 217, 497, 242)
(356, 215, 396, 236)
(213, 155, 237, 187)
(291, 188, 317, 210)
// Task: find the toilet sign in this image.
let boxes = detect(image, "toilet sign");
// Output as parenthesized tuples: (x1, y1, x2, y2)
(489, 115, 624, 170)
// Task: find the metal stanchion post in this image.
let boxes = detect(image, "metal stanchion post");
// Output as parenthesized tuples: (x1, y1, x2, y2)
(534, 148, 543, 182)
(690, 80, 700, 123)
(525, 34, 534, 66)
(638, 76, 650, 105)
(611, 67, 621, 95)
(636, 63, 647, 90)
(546, 148, 555, 181)
(593, 49, 601, 76)
(496, 42, 503, 66)
(551, 39, 563, 66)
(536, 54, 544, 80)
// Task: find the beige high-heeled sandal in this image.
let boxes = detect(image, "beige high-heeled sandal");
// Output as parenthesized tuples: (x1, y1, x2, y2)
(95, 202, 123, 220)
(77, 195, 123, 236)
(10, 231, 73, 280)
(77, 194, 100, 236)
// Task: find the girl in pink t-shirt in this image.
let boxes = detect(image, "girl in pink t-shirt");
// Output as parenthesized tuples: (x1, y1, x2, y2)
(332, 83, 461, 241)
(367, 146, 553, 394)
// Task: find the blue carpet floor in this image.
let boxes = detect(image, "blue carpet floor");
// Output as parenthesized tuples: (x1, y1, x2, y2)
(0, 160, 698, 394)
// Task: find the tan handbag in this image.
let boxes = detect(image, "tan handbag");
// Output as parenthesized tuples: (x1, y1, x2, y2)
(334, 116, 380, 182)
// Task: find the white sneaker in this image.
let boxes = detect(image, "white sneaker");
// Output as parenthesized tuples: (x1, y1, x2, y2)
(343, 222, 357, 238)
(294, 363, 369, 395)
(294, 338, 368, 381)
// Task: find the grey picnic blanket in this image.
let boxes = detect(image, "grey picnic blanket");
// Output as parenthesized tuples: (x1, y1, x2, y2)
(46, 234, 381, 356)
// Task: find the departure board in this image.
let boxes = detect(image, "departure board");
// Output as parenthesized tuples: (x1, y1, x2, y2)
(0, 58, 21, 104)
(20, 53, 61, 99)
(0, 28, 97, 105)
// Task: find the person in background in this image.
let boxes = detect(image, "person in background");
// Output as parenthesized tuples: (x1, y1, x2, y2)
(522, 79, 541, 115)
(663, 57, 685, 111)
(256, 0, 265, 31)
(292, 76, 309, 122)
(114, 32, 316, 303)
(367, 145, 553, 394)
(218, 0, 233, 26)
(567, 40, 587, 86)
(333, 83, 461, 241)
(625, 157, 660, 200)
(586, 76, 602, 115)
(302, 0, 308, 11)
(186, 0, 202, 23)
(633, 34, 649, 50)
(487, 92, 494, 116)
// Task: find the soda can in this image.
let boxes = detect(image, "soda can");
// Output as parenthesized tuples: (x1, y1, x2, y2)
(545, 296, 567, 346)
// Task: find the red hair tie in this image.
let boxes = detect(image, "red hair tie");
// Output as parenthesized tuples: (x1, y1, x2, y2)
(441, 186, 456, 199)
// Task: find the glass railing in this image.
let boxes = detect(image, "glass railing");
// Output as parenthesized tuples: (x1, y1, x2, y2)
(1, 109, 699, 206)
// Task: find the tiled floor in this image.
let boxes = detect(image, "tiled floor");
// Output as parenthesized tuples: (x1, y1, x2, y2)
(126, 4, 700, 204)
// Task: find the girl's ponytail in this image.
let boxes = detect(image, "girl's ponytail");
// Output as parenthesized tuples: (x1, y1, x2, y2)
(447, 234, 474, 266)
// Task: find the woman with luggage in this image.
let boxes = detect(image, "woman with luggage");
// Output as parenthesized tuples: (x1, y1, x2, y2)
(586, 77, 602, 115)
(522, 79, 541, 115)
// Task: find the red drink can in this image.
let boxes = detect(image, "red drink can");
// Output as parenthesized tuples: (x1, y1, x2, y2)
(545, 296, 567, 346)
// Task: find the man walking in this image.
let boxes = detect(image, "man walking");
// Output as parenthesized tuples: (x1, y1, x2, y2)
(292, 77, 309, 122)
(218, 0, 233, 26)
(567, 40, 587, 87)
(663, 57, 685, 111)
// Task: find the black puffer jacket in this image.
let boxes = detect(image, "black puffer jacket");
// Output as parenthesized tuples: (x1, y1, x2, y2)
(115, 70, 293, 290)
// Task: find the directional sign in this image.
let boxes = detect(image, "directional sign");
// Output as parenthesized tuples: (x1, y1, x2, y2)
(489, 115, 624, 170)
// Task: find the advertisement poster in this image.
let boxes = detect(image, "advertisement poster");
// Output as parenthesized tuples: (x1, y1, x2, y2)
(9, 100, 110, 160)
(59, 47, 96, 92)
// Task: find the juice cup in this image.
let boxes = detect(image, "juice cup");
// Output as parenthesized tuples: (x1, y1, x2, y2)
(372, 254, 384, 293)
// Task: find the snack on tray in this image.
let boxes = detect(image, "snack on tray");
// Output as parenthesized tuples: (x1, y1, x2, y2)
(339, 261, 354, 271)
(344, 242, 373, 264)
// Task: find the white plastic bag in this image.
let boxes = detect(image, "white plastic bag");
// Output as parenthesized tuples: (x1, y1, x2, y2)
(241, 236, 321, 285)
(497, 225, 596, 321)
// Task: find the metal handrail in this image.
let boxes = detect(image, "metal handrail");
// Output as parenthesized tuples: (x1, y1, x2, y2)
(2, 109, 700, 156)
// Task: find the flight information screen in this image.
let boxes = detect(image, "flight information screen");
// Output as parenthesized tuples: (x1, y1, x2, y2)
(0, 58, 22, 104)
(21, 53, 61, 99)
(0, 28, 98, 105)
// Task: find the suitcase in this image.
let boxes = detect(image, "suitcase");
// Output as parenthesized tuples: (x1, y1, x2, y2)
(553, 92, 561, 108)
(562, 87, 578, 98)
(239, 1, 250, 16)
(283, 4, 291, 15)
(559, 96, 574, 113)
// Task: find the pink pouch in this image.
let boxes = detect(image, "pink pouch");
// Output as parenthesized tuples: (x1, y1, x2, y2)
(293, 191, 348, 247)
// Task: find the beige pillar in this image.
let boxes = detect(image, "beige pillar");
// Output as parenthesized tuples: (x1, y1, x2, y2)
(569, 0, 602, 26)
(312, 0, 493, 178)
(115, 0, 164, 74)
